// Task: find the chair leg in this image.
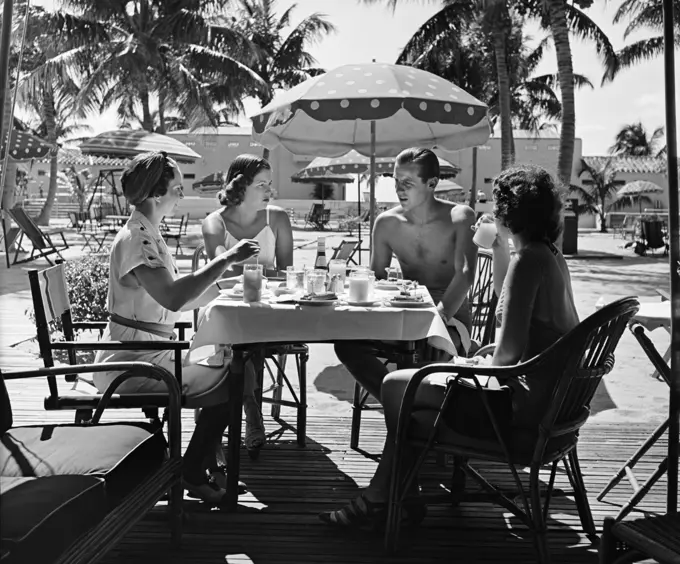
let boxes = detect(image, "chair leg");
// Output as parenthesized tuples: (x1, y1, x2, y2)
(599, 517, 616, 564)
(565, 450, 597, 538)
(350, 381, 364, 450)
(270, 354, 285, 420)
(297, 351, 308, 448)
(530, 463, 551, 564)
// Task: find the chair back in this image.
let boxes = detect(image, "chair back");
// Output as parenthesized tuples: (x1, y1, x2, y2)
(28, 264, 78, 396)
(642, 220, 665, 248)
(530, 297, 639, 440)
(468, 249, 497, 347)
(191, 243, 209, 330)
(309, 203, 323, 219)
(8, 206, 47, 249)
(331, 239, 360, 263)
(0, 371, 12, 435)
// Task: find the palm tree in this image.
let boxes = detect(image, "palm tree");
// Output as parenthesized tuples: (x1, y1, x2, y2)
(609, 122, 666, 157)
(573, 158, 621, 233)
(604, 0, 680, 81)
(232, 0, 336, 107)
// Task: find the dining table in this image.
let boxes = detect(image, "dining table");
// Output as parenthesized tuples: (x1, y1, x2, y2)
(188, 281, 457, 509)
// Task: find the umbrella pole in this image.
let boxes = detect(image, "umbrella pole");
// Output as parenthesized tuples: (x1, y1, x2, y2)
(357, 176, 362, 264)
(368, 120, 376, 260)
(662, 0, 679, 514)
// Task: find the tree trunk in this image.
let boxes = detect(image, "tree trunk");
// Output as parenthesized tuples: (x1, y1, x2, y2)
(140, 86, 153, 132)
(548, 0, 575, 187)
(158, 92, 166, 134)
(36, 87, 58, 226)
(492, 23, 514, 170)
(1, 86, 17, 212)
(468, 146, 478, 210)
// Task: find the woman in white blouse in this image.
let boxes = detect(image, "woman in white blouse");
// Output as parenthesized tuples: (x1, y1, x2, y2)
(94, 151, 259, 504)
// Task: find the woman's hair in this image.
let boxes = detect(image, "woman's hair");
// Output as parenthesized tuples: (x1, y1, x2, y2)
(492, 164, 564, 243)
(217, 154, 272, 207)
(121, 151, 178, 206)
(395, 147, 440, 181)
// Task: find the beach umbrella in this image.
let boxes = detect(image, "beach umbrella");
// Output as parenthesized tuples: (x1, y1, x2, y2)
(616, 180, 664, 215)
(80, 130, 201, 163)
(661, 0, 679, 512)
(296, 149, 461, 179)
(250, 62, 491, 236)
(0, 129, 56, 161)
(291, 170, 355, 184)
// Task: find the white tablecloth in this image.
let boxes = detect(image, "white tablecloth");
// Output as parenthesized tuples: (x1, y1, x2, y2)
(190, 288, 456, 355)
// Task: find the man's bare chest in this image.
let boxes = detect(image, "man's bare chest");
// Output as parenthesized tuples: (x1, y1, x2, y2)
(391, 222, 457, 264)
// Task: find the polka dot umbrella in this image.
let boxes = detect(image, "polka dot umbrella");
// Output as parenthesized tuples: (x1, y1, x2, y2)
(0, 129, 56, 161)
(250, 62, 491, 235)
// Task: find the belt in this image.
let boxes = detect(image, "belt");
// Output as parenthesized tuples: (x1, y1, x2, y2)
(110, 313, 176, 340)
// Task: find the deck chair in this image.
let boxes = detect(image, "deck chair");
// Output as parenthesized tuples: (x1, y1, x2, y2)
(597, 322, 674, 521)
(161, 214, 189, 256)
(349, 250, 498, 450)
(4, 206, 68, 266)
(191, 244, 309, 450)
(68, 212, 109, 253)
(28, 263, 191, 424)
(1, 363, 183, 562)
(303, 203, 324, 229)
(330, 238, 362, 265)
(383, 297, 640, 562)
(600, 514, 680, 564)
(639, 219, 669, 256)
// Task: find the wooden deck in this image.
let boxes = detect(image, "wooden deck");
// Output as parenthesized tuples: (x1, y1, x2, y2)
(5, 377, 670, 564)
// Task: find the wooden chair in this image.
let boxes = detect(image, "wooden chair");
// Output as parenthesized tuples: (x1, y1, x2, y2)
(1, 362, 183, 563)
(4, 206, 69, 266)
(384, 297, 640, 562)
(597, 322, 674, 521)
(68, 212, 109, 253)
(191, 244, 309, 450)
(600, 514, 680, 564)
(28, 263, 191, 424)
(349, 250, 498, 450)
(161, 214, 189, 256)
(330, 238, 362, 265)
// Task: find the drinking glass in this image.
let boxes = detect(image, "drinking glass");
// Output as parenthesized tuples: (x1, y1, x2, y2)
(473, 222, 498, 249)
(348, 270, 372, 303)
(328, 259, 347, 286)
(306, 270, 327, 295)
(386, 265, 403, 282)
(243, 264, 263, 303)
(286, 266, 305, 291)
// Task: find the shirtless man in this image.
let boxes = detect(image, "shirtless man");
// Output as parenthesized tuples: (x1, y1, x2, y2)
(334, 147, 478, 401)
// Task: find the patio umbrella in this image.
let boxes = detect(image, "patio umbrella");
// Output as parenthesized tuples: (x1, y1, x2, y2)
(290, 170, 355, 184)
(295, 149, 461, 179)
(0, 129, 56, 161)
(80, 130, 201, 163)
(250, 62, 491, 236)
(616, 180, 664, 215)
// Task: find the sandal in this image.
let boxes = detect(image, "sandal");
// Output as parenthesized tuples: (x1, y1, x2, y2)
(208, 465, 248, 495)
(318, 495, 426, 532)
(183, 479, 227, 505)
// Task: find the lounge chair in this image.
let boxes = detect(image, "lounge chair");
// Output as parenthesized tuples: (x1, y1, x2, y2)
(3, 206, 69, 266)
(330, 238, 362, 265)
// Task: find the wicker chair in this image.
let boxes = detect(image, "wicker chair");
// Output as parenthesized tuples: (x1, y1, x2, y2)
(384, 297, 640, 563)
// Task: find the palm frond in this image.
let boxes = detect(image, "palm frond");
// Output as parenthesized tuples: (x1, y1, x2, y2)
(531, 72, 593, 90)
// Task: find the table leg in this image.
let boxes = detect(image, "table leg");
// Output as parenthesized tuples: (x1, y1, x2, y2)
(226, 345, 246, 510)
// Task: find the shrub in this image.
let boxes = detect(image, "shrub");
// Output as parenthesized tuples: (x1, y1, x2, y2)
(25, 254, 110, 363)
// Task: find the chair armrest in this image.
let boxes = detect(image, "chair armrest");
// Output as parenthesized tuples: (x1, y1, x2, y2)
(49, 340, 191, 351)
(4, 363, 182, 459)
(174, 321, 192, 329)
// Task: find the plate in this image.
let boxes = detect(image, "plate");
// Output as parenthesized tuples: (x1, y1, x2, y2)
(220, 289, 271, 299)
(374, 281, 401, 291)
(295, 297, 338, 307)
(346, 300, 381, 307)
(386, 299, 433, 309)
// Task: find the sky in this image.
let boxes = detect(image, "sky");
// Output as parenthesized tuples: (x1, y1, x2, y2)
(34, 0, 679, 156)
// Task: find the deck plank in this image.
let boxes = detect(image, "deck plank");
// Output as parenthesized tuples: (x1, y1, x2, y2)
(3, 376, 670, 564)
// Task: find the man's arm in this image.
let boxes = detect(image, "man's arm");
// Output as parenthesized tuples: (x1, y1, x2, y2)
(369, 213, 394, 279)
(438, 205, 478, 319)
